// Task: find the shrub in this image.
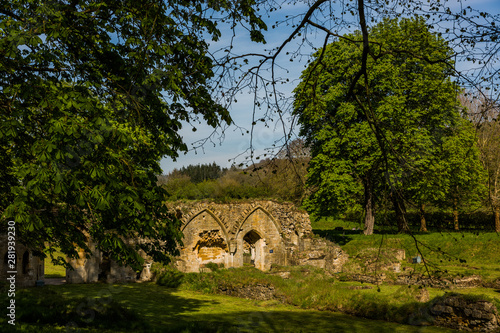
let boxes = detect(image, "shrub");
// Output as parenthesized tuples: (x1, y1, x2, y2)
(181, 272, 219, 293)
(156, 268, 185, 288)
(205, 262, 220, 272)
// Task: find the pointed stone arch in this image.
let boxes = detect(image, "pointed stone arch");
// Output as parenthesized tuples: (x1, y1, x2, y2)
(178, 208, 231, 272)
(236, 206, 282, 237)
(182, 209, 229, 243)
(234, 206, 284, 271)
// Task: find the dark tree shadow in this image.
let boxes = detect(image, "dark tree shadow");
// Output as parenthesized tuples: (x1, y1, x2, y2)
(312, 229, 355, 245)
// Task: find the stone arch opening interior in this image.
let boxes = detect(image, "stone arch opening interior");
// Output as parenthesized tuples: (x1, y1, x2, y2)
(99, 251, 111, 281)
(193, 230, 228, 267)
(3, 251, 10, 270)
(22, 250, 30, 275)
(243, 230, 262, 266)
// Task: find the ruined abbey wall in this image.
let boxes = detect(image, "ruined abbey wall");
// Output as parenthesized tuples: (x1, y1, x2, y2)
(171, 200, 312, 272)
(65, 200, 347, 283)
(0, 235, 44, 287)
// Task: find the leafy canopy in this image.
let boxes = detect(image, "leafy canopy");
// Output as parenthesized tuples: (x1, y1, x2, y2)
(0, 0, 266, 267)
(294, 17, 462, 227)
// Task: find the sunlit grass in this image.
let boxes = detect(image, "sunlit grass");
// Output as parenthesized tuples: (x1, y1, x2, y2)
(322, 231, 500, 281)
(1, 282, 460, 332)
(43, 249, 66, 278)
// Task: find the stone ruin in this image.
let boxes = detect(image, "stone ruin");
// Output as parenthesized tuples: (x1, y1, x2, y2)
(0, 234, 44, 287)
(64, 200, 348, 283)
(0, 201, 347, 285)
(65, 238, 149, 284)
(172, 200, 348, 273)
(410, 293, 500, 332)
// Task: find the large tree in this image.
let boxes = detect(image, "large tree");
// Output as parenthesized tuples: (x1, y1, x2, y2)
(0, 1, 266, 267)
(219, 1, 500, 154)
(294, 17, 462, 234)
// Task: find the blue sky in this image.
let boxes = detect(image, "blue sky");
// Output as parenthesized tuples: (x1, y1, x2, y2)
(160, 0, 500, 175)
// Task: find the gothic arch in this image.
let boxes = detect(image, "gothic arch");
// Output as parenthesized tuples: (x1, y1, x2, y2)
(22, 250, 30, 274)
(182, 209, 229, 243)
(3, 250, 18, 271)
(236, 206, 282, 238)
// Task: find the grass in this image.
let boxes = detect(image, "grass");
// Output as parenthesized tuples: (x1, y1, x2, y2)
(175, 265, 500, 324)
(0, 282, 460, 332)
(311, 216, 363, 231)
(312, 228, 500, 282)
(44, 249, 67, 278)
(32, 219, 499, 332)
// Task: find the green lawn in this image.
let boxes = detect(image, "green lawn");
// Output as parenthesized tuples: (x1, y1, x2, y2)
(35, 227, 499, 332)
(43, 249, 67, 278)
(1, 282, 460, 332)
(313, 229, 500, 282)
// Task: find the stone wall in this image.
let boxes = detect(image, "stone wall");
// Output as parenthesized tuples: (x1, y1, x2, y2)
(0, 234, 44, 287)
(65, 200, 347, 282)
(66, 240, 147, 284)
(170, 200, 314, 273)
(291, 236, 348, 274)
(428, 293, 499, 331)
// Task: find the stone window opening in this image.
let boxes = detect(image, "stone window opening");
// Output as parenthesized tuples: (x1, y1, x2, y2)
(3, 251, 11, 270)
(291, 231, 299, 245)
(193, 230, 228, 265)
(22, 250, 30, 275)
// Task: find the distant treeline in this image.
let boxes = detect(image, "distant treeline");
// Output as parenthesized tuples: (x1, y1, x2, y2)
(159, 159, 308, 203)
(158, 139, 310, 203)
(172, 162, 227, 184)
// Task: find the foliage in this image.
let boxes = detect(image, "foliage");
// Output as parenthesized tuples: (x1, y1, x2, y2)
(205, 262, 222, 272)
(315, 210, 498, 233)
(259, 138, 310, 203)
(469, 96, 500, 232)
(437, 118, 488, 229)
(156, 268, 185, 288)
(0, 1, 266, 267)
(161, 147, 309, 203)
(171, 162, 228, 184)
(294, 17, 474, 234)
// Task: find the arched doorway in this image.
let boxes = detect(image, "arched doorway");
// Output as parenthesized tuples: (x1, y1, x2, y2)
(22, 251, 30, 275)
(180, 209, 229, 272)
(99, 251, 111, 281)
(243, 230, 266, 270)
(3, 252, 12, 271)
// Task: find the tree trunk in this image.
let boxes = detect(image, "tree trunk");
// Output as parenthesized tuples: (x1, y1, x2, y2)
(392, 192, 409, 233)
(419, 203, 428, 232)
(495, 205, 500, 233)
(453, 198, 459, 231)
(363, 177, 375, 235)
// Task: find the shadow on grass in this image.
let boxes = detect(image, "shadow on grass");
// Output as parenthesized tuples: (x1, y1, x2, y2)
(312, 229, 355, 245)
(56, 283, 459, 332)
(170, 309, 459, 333)
(2, 283, 460, 333)
(52, 282, 219, 329)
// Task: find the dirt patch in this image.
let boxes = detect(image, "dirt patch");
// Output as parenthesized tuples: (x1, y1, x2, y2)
(217, 283, 280, 301)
